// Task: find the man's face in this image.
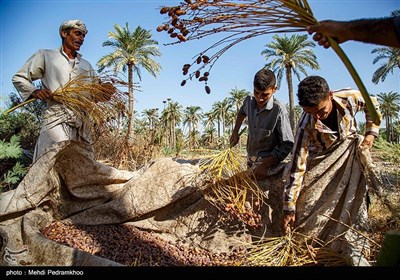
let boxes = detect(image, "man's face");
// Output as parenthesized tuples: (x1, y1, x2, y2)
(302, 91, 333, 120)
(253, 86, 276, 108)
(62, 28, 86, 51)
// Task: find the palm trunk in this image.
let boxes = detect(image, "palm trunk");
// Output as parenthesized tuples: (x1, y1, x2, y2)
(127, 63, 135, 142)
(189, 124, 193, 150)
(286, 65, 295, 134)
(172, 119, 176, 150)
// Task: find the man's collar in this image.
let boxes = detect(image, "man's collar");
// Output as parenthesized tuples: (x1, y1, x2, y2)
(59, 45, 82, 60)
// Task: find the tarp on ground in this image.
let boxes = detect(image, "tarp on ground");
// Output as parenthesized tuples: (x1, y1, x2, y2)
(0, 141, 265, 266)
(0, 135, 382, 266)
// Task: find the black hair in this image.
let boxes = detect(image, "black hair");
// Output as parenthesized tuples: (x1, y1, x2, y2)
(253, 68, 276, 90)
(297, 76, 330, 107)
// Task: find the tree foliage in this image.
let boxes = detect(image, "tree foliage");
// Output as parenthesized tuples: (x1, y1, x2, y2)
(0, 135, 28, 192)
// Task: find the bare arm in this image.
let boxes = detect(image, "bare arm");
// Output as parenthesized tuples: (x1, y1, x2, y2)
(307, 17, 400, 48)
(230, 112, 246, 147)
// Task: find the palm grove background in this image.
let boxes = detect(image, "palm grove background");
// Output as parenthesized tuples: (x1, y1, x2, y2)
(1, 8, 399, 264)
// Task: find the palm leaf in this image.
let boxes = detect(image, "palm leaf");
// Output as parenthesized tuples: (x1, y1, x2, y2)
(158, 0, 381, 125)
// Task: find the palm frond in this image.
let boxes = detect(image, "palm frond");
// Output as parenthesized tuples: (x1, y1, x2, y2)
(157, 0, 380, 125)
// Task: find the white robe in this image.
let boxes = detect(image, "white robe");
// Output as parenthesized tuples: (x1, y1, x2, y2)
(12, 46, 96, 161)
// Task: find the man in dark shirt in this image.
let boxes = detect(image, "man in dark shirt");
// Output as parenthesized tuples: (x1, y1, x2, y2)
(230, 68, 294, 181)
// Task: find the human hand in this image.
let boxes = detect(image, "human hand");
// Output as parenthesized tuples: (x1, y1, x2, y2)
(32, 89, 53, 101)
(360, 134, 375, 150)
(306, 20, 348, 49)
(282, 212, 295, 235)
(252, 165, 268, 181)
(252, 159, 275, 181)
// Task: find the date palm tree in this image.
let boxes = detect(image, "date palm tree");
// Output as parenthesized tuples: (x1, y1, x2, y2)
(211, 98, 232, 139)
(227, 87, 250, 148)
(97, 23, 161, 142)
(183, 106, 203, 149)
(371, 10, 400, 85)
(202, 111, 217, 148)
(162, 100, 182, 150)
(142, 108, 159, 130)
(201, 126, 217, 149)
(371, 47, 400, 84)
(228, 87, 250, 114)
(261, 34, 319, 132)
(377, 91, 400, 143)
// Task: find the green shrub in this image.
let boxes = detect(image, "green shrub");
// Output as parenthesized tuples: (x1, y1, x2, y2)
(0, 135, 28, 192)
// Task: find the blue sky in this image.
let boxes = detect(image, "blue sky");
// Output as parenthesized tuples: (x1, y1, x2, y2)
(1, 0, 399, 123)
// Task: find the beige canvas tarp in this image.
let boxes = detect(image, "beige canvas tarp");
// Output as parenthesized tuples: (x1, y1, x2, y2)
(0, 135, 381, 266)
(0, 141, 257, 266)
(291, 135, 383, 266)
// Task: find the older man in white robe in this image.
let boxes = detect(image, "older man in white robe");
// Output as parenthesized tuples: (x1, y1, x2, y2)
(12, 19, 97, 162)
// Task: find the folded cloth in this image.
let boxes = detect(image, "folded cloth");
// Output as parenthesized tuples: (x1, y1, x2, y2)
(59, 19, 88, 35)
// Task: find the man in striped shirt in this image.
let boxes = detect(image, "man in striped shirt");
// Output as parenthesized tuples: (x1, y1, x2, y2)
(281, 76, 381, 242)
